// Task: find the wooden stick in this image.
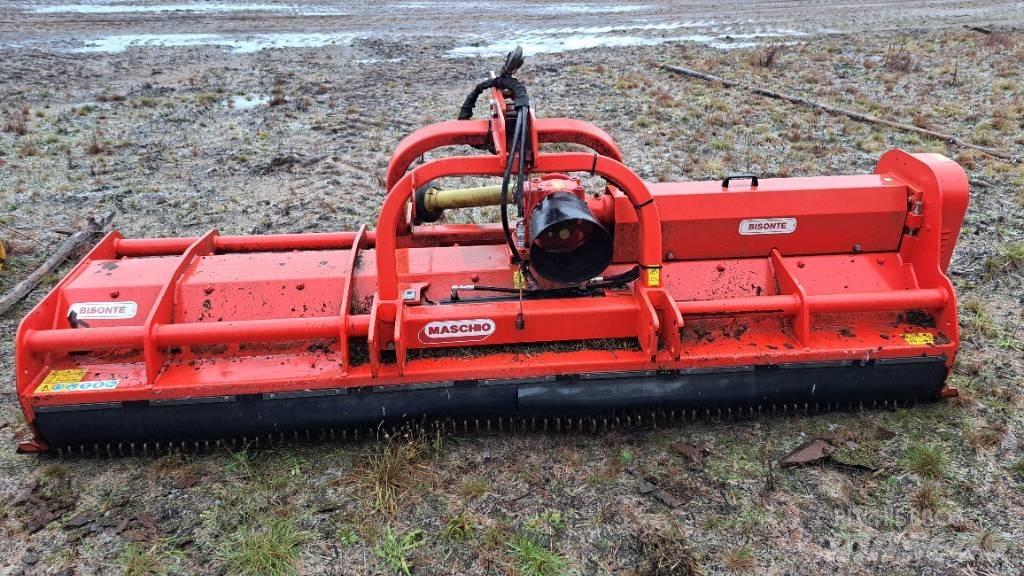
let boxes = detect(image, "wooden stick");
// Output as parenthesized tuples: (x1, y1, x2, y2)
(0, 212, 115, 316)
(659, 63, 1020, 163)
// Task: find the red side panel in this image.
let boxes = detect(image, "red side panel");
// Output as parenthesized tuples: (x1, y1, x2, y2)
(612, 175, 908, 262)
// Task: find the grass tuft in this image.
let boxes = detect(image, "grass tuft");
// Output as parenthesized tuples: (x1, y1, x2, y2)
(375, 526, 423, 575)
(883, 44, 920, 72)
(442, 510, 475, 542)
(1012, 458, 1024, 478)
(985, 242, 1024, 276)
(458, 476, 488, 500)
(638, 528, 704, 575)
(219, 517, 307, 576)
(912, 483, 943, 514)
(750, 41, 785, 68)
(508, 534, 568, 576)
(118, 543, 167, 576)
(722, 545, 757, 573)
(2, 106, 28, 135)
(903, 444, 948, 479)
(346, 438, 425, 514)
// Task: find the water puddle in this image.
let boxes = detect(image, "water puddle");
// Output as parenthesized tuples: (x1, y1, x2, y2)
(396, 2, 648, 14)
(227, 93, 270, 110)
(73, 32, 361, 53)
(32, 3, 289, 13)
(28, 2, 348, 15)
(537, 4, 650, 14)
(448, 23, 806, 57)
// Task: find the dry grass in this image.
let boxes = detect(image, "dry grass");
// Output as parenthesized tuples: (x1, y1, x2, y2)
(2, 105, 29, 135)
(638, 528, 704, 575)
(883, 44, 921, 72)
(750, 41, 785, 68)
(345, 438, 427, 514)
(912, 483, 944, 515)
(722, 546, 757, 573)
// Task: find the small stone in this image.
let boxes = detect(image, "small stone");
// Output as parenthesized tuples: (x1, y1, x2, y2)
(21, 553, 40, 565)
(64, 511, 99, 529)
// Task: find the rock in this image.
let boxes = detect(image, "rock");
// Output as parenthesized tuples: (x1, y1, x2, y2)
(670, 442, 708, 467)
(779, 438, 836, 466)
(21, 553, 40, 565)
(63, 511, 99, 529)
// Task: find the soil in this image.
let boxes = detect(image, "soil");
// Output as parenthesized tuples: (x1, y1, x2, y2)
(2, 2, 1024, 575)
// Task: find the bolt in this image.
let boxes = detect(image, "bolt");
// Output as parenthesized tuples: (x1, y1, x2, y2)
(203, 286, 214, 295)
(852, 244, 862, 253)
(296, 282, 305, 291)
(471, 274, 480, 282)
(797, 260, 806, 268)
(716, 264, 726, 272)
(666, 251, 675, 260)
(877, 256, 886, 265)
(110, 290, 120, 298)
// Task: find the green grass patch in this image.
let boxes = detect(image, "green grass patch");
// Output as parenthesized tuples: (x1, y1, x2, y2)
(508, 534, 568, 576)
(442, 510, 475, 542)
(219, 517, 307, 576)
(118, 543, 167, 576)
(985, 242, 1024, 277)
(458, 476, 488, 500)
(375, 526, 423, 575)
(902, 443, 948, 479)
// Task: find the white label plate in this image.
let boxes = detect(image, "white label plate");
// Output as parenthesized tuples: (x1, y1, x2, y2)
(739, 218, 797, 235)
(69, 301, 138, 320)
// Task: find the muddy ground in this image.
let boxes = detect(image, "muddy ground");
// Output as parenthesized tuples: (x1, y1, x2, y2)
(1, 3, 1024, 576)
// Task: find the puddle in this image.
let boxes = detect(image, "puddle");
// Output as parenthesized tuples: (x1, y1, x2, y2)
(448, 23, 806, 57)
(537, 4, 650, 14)
(73, 32, 361, 53)
(31, 3, 291, 14)
(396, 1, 648, 14)
(29, 2, 349, 15)
(227, 93, 270, 110)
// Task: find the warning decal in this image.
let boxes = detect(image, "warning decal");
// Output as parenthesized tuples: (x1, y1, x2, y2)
(35, 369, 119, 394)
(902, 332, 935, 346)
(646, 267, 661, 287)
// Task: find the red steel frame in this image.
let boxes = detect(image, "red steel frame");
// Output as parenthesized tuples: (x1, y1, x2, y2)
(14, 86, 969, 451)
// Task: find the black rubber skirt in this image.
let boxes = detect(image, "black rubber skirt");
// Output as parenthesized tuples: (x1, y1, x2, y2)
(34, 357, 948, 451)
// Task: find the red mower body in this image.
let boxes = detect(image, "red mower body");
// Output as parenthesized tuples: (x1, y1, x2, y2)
(14, 85, 969, 454)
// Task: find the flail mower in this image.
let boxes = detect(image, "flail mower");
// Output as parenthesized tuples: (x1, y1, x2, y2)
(15, 49, 969, 455)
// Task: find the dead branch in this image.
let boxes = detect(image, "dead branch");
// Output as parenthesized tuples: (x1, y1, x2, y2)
(0, 212, 115, 316)
(659, 63, 1020, 163)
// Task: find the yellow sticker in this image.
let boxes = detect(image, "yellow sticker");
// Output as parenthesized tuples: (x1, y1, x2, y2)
(646, 267, 661, 287)
(35, 369, 119, 394)
(902, 332, 935, 346)
(512, 270, 526, 289)
(551, 179, 564, 190)
(35, 369, 86, 393)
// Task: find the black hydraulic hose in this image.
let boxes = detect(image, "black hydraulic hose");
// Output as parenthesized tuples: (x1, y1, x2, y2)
(449, 266, 641, 303)
(500, 109, 526, 263)
(515, 108, 528, 206)
(458, 76, 530, 120)
(458, 72, 531, 265)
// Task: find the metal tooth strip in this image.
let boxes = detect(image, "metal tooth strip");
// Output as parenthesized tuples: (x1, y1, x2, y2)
(48, 398, 922, 458)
